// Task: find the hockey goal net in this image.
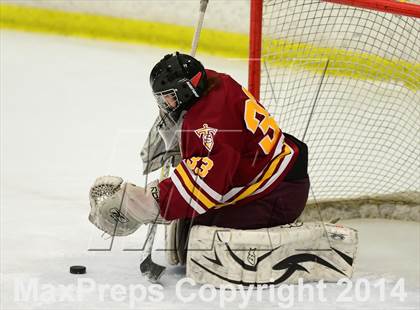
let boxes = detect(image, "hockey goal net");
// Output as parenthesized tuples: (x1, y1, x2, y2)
(249, 0, 420, 220)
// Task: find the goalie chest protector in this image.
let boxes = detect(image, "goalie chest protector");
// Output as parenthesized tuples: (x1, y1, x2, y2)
(158, 70, 300, 220)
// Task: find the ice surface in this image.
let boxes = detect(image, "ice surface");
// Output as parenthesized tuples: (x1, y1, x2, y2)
(1, 31, 419, 309)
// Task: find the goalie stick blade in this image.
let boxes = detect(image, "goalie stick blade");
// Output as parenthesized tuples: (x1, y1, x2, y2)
(140, 254, 166, 283)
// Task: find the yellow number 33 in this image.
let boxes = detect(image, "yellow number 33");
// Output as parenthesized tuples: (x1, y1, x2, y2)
(186, 157, 214, 178)
(243, 87, 280, 154)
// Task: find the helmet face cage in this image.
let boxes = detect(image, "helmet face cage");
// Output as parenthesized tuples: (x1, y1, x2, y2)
(150, 52, 207, 114)
(153, 88, 180, 113)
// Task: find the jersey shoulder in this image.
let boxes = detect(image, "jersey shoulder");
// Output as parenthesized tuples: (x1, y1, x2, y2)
(205, 69, 243, 93)
(185, 70, 244, 122)
(180, 70, 247, 155)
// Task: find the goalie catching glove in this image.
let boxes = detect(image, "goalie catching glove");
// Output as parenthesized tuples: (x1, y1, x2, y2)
(88, 176, 166, 236)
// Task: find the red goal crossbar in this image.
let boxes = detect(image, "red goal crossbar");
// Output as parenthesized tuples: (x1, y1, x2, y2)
(324, 0, 420, 18)
(248, 0, 420, 100)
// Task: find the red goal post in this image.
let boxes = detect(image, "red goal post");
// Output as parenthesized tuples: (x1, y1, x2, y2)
(247, 0, 420, 220)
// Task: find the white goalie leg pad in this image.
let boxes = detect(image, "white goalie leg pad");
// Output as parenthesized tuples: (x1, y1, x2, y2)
(186, 222, 358, 287)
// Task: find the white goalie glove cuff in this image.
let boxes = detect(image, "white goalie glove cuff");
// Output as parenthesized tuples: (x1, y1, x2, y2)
(89, 176, 166, 236)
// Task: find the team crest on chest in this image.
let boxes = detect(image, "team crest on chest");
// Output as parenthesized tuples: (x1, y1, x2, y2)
(195, 123, 218, 152)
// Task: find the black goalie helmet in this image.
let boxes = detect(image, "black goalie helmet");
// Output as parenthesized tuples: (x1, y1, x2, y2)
(150, 52, 207, 114)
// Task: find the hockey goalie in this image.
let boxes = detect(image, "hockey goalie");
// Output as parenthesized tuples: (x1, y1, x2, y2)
(88, 52, 358, 286)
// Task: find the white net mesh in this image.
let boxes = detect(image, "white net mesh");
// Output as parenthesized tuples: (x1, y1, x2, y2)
(260, 0, 419, 203)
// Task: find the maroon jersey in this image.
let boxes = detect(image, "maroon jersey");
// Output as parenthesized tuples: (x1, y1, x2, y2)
(158, 70, 299, 220)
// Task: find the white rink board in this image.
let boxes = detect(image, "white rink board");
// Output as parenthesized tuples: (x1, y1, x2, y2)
(2, 0, 419, 59)
(1, 0, 251, 33)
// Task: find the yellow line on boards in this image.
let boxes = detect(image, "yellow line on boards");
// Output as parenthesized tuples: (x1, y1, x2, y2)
(1, 4, 418, 90)
(0, 3, 249, 58)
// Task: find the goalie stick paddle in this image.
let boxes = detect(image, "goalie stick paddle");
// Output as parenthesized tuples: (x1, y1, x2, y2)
(139, 0, 209, 283)
(139, 222, 165, 282)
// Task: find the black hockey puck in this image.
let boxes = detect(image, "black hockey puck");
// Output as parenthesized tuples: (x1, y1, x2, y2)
(70, 265, 86, 274)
